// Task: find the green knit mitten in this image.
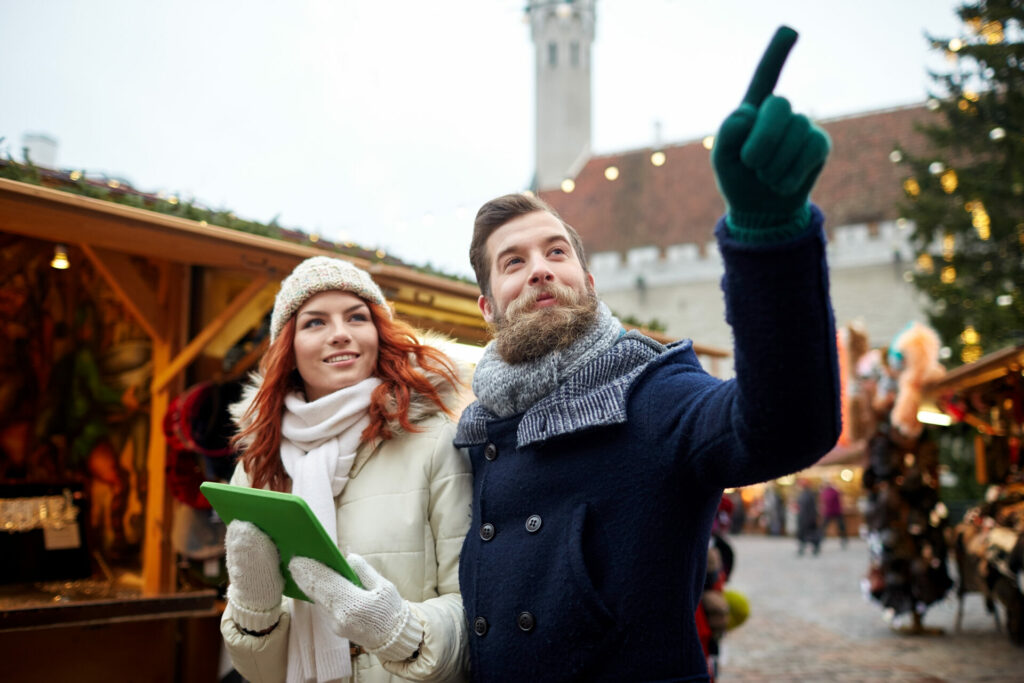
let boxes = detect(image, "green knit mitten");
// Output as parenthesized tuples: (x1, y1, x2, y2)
(711, 26, 831, 242)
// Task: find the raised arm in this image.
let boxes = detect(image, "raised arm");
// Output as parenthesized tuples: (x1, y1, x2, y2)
(668, 27, 841, 487)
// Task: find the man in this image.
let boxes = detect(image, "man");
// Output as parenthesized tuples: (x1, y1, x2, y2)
(820, 478, 848, 547)
(455, 27, 840, 680)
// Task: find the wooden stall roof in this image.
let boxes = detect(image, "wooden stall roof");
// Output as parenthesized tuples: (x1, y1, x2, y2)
(0, 177, 488, 344)
(926, 344, 1024, 396)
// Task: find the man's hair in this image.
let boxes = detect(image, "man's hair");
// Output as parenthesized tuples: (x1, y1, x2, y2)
(469, 193, 588, 297)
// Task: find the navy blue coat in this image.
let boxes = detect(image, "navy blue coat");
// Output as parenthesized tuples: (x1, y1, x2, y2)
(455, 211, 841, 681)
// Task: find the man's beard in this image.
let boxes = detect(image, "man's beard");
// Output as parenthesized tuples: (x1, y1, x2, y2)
(490, 281, 599, 364)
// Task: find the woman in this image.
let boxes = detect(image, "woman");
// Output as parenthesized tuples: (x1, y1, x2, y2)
(220, 256, 471, 683)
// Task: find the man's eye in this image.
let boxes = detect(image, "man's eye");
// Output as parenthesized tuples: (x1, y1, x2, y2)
(550, 247, 567, 256)
(504, 257, 523, 270)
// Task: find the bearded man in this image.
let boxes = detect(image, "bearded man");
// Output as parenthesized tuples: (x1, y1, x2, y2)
(455, 27, 841, 681)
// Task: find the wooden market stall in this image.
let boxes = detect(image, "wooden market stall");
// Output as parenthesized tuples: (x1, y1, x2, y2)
(925, 344, 1024, 645)
(0, 176, 489, 680)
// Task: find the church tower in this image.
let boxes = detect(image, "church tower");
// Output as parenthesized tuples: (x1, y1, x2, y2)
(528, 0, 596, 190)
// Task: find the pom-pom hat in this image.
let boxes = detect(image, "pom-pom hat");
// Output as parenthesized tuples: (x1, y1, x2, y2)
(270, 256, 389, 342)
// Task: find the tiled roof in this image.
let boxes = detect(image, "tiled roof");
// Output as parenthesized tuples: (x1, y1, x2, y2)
(538, 103, 937, 255)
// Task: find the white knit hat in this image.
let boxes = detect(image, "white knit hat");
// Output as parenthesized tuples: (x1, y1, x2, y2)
(270, 256, 390, 342)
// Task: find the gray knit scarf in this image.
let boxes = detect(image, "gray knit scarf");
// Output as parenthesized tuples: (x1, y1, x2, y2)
(472, 301, 623, 418)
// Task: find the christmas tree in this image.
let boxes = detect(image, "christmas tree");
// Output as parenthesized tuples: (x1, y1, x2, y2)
(896, 1, 1024, 365)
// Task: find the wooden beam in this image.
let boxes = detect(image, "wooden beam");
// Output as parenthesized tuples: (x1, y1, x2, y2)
(152, 275, 270, 393)
(202, 280, 278, 358)
(80, 244, 161, 340)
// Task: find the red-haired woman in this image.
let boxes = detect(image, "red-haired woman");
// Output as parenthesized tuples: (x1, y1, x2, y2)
(219, 256, 471, 683)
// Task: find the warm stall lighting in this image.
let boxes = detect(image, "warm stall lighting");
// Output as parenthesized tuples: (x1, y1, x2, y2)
(50, 244, 70, 270)
(917, 407, 952, 427)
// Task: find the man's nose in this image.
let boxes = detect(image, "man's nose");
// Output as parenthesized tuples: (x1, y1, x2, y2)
(528, 261, 555, 285)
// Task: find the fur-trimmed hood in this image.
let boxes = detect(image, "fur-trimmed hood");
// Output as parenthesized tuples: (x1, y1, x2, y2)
(230, 332, 470, 453)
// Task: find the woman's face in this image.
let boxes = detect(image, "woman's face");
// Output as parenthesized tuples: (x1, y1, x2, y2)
(292, 290, 379, 401)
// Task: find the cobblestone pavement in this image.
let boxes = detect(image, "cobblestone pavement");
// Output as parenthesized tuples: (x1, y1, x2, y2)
(719, 534, 1023, 682)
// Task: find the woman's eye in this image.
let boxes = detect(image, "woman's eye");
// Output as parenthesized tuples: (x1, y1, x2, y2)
(349, 313, 369, 322)
(303, 318, 324, 329)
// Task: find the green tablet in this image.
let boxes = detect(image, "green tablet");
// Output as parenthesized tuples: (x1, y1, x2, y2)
(200, 481, 362, 602)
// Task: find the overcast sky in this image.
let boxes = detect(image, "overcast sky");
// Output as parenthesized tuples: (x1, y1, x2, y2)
(1, 0, 965, 278)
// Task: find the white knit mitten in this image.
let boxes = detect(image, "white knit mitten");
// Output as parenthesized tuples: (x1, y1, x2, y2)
(288, 554, 422, 662)
(225, 520, 286, 632)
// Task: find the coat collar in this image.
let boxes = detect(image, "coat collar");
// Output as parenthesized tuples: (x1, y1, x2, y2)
(455, 331, 674, 449)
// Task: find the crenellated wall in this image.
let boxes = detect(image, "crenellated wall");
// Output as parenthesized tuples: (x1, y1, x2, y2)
(593, 220, 930, 377)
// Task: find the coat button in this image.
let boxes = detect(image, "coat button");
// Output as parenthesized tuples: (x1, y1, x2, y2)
(474, 616, 488, 636)
(525, 515, 542, 533)
(517, 611, 535, 632)
(480, 523, 495, 541)
(484, 443, 498, 461)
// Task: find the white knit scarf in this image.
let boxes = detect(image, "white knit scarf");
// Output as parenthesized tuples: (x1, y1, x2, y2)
(280, 377, 381, 683)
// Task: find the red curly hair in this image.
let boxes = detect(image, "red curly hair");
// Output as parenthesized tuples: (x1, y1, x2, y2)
(234, 300, 461, 492)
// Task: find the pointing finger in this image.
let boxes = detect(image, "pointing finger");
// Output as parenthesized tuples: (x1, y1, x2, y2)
(742, 26, 798, 107)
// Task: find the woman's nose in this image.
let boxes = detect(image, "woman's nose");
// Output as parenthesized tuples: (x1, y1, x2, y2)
(327, 324, 351, 345)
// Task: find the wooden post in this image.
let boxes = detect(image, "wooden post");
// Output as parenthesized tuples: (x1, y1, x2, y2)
(142, 262, 187, 595)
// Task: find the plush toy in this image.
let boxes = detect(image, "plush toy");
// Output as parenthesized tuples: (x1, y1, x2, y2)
(888, 322, 946, 439)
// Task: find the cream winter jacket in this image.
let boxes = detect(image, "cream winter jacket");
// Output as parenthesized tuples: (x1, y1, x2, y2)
(220, 365, 472, 683)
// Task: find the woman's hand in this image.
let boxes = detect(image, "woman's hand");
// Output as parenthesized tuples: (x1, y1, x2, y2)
(289, 553, 423, 662)
(225, 520, 286, 634)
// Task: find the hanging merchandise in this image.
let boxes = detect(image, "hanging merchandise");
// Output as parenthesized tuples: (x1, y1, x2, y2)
(163, 380, 243, 509)
(859, 322, 954, 633)
(952, 480, 1024, 645)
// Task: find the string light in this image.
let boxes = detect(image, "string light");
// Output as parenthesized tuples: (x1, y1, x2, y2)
(903, 178, 920, 197)
(650, 151, 666, 167)
(50, 244, 70, 270)
(604, 166, 619, 181)
(929, 161, 945, 175)
(942, 233, 956, 261)
(971, 202, 991, 240)
(989, 127, 1006, 140)
(948, 38, 964, 52)
(961, 325, 980, 345)
(941, 266, 957, 283)
(916, 253, 934, 273)
(702, 136, 715, 150)
(889, 150, 903, 163)
(561, 178, 576, 193)
(69, 171, 82, 181)
(940, 169, 958, 193)
(981, 20, 1004, 44)
(962, 345, 983, 363)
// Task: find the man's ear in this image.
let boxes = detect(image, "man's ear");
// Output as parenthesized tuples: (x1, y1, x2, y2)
(478, 294, 495, 324)
(587, 272, 596, 290)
